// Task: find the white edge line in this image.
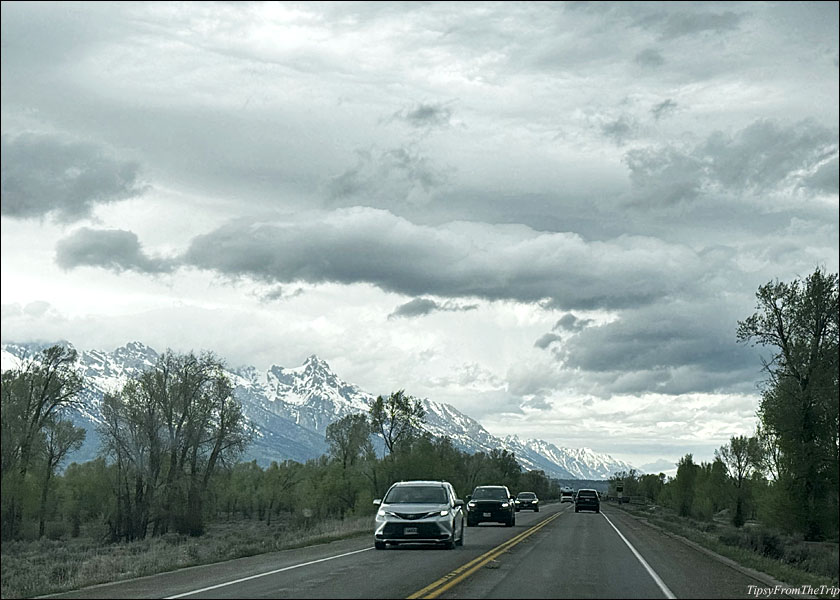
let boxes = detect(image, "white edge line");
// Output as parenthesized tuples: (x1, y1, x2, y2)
(602, 512, 677, 600)
(164, 546, 374, 598)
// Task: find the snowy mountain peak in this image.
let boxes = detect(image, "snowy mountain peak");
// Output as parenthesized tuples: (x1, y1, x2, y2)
(303, 354, 330, 370)
(110, 341, 159, 370)
(1, 341, 640, 479)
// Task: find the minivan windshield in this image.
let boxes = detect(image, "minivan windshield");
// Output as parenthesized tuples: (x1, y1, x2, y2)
(384, 486, 447, 504)
(472, 487, 508, 500)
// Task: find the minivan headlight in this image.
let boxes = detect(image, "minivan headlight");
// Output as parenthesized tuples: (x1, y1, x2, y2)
(439, 509, 450, 517)
(468, 501, 476, 507)
(501, 502, 509, 508)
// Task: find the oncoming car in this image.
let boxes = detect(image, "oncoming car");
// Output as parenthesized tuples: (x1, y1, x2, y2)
(373, 480, 465, 549)
(574, 488, 600, 513)
(467, 485, 516, 527)
(515, 491, 539, 512)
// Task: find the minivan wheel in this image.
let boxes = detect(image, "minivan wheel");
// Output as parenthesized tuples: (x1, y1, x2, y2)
(456, 521, 464, 546)
(375, 541, 386, 550)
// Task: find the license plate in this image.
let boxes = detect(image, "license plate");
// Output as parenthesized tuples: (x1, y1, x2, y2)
(404, 527, 418, 535)
(483, 512, 491, 517)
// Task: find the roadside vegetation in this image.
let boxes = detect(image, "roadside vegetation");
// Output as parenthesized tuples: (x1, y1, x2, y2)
(1, 268, 836, 598)
(607, 268, 839, 591)
(610, 482, 838, 591)
(0, 514, 373, 599)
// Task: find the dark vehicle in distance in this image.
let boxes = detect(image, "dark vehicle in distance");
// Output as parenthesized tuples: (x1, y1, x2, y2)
(575, 488, 600, 513)
(467, 485, 516, 527)
(515, 491, 539, 512)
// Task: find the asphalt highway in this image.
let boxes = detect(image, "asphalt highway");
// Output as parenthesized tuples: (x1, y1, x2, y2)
(44, 503, 795, 599)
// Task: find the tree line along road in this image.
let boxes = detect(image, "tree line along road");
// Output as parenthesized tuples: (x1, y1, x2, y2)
(42, 503, 807, 599)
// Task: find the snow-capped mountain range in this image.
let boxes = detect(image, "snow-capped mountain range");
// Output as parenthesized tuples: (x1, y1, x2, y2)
(0, 341, 637, 480)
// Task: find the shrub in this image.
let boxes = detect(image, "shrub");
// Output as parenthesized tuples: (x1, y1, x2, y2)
(719, 527, 784, 560)
(160, 532, 186, 546)
(45, 521, 68, 541)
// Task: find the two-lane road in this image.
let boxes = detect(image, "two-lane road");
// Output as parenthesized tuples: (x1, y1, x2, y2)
(44, 503, 784, 599)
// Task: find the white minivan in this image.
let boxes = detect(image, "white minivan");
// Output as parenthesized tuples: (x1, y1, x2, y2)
(373, 480, 465, 550)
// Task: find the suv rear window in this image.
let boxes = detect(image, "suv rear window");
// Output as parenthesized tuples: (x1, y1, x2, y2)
(578, 490, 597, 498)
(473, 487, 508, 500)
(384, 486, 447, 504)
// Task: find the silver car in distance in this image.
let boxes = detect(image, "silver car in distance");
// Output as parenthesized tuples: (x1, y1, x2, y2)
(373, 480, 465, 550)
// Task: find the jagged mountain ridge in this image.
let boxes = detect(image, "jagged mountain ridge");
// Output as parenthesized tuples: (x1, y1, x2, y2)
(1, 341, 637, 479)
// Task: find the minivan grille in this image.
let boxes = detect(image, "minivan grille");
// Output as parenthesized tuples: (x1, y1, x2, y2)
(395, 512, 427, 520)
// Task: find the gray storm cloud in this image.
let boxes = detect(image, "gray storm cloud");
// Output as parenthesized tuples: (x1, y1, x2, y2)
(651, 99, 677, 120)
(1, 133, 145, 222)
(534, 333, 562, 349)
(389, 298, 478, 319)
(554, 313, 594, 332)
(547, 299, 762, 397)
(181, 208, 704, 310)
(55, 228, 174, 274)
(601, 114, 639, 146)
(625, 119, 839, 205)
(393, 102, 454, 129)
(634, 48, 665, 68)
(327, 145, 449, 204)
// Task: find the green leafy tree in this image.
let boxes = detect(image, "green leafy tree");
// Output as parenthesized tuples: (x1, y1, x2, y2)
(99, 350, 250, 539)
(737, 267, 839, 540)
(37, 418, 85, 538)
(716, 435, 760, 526)
(1, 345, 84, 540)
(484, 449, 521, 491)
(326, 414, 374, 469)
(673, 454, 698, 517)
(638, 473, 666, 504)
(518, 469, 551, 499)
(62, 458, 112, 537)
(368, 390, 426, 455)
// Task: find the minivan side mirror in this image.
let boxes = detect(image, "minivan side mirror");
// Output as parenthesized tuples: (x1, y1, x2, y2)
(454, 499, 464, 507)
(373, 499, 381, 505)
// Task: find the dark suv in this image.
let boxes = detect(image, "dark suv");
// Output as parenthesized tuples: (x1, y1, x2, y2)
(515, 491, 539, 512)
(574, 488, 600, 513)
(467, 485, 516, 527)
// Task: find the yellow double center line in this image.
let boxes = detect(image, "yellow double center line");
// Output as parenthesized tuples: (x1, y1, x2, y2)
(407, 511, 564, 599)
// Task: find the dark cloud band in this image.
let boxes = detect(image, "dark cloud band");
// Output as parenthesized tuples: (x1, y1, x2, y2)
(55, 228, 174, 274)
(1, 133, 145, 222)
(181, 208, 703, 310)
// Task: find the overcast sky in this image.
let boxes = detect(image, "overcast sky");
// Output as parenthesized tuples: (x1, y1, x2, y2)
(2, 1, 838, 471)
